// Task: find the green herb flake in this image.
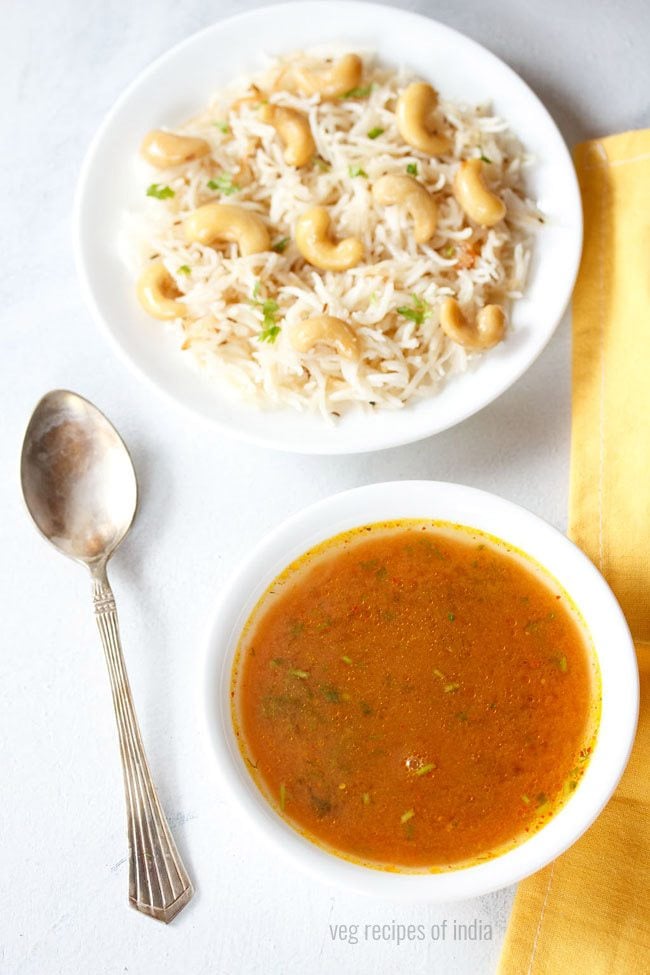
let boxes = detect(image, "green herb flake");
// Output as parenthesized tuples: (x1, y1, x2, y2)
(406, 163, 418, 176)
(558, 655, 568, 673)
(340, 84, 373, 99)
(322, 685, 341, 703)
(271, 237, 290, 253)
(279, 783, 287, 811)
(177, 265, 191, 276)
(479, 152, 493, 164)
(441, 244, 456, 259)
(568, 780, 578, 792)
(521, 794, 531, 805)
(259, 324, 280, 343)
(341, 655, 353, 665)
(289, 668, 309, 679)
(456, 711, 469, 722)
(360, 700, 373, 716)
(256, 298, 281, 344)
(362, 792, 371, 805)
(415, 763, 435, 777)
(396, 294, 431, 326)
(400, 809, 415, 824)
(349, 165, 368, 179)
(252, 280, 261, 299)
(146, 183, 175, 200)
(213, 120, 230, 133)
(536, 792, 548, 806)
(447, 612, 456, 621)
(367, 126, 384, 140)
(443, 683, 459, 694)
(433, 669, 445, 680)
(207, 172, 241, 195)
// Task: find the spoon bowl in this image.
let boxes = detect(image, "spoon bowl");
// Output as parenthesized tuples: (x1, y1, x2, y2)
(21, 390, 137, 566)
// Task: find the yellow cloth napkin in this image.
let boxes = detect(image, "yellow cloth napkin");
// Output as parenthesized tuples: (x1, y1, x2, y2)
(498, 130, 650, 974)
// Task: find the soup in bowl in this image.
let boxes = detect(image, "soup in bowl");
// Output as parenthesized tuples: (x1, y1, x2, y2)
(204, 481, 637, 898)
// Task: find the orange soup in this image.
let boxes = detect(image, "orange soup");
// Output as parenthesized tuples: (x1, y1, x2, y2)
(231, 522, 600, 870)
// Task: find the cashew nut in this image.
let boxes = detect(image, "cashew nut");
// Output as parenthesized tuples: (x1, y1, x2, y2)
(291, 315, 360, 358)
(372, 174, 438, 243)
(439, 298, 506, 350)
(294, 207, 364, 271)
(184, 203, 270, 256)
(136, 261, 186, 320)
(281, 54, 363, 100)
(396, 83, 451, 156)
(453, 159, 506, 227)
(260, 104, 315, 167)
(140, 130, 210, 168)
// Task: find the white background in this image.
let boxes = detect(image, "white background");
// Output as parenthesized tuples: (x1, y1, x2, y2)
(1, 2, 648, 974)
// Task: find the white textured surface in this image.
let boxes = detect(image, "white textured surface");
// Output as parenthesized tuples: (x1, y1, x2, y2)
(1, 2, 648, 974)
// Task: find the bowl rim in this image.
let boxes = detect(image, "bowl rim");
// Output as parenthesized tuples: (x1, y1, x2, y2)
(73, 0, 583, 455)
(202, 480, 638, 900)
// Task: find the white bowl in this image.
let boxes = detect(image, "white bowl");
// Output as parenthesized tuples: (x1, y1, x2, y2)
(75, 1, 582, 454)
(204, 481, 637, 899)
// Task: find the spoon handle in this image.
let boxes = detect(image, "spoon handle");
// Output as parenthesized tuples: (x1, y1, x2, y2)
(92, 568, 194, 923)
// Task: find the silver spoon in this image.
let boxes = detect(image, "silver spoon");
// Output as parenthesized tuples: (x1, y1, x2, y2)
(20, 389, 193, 923)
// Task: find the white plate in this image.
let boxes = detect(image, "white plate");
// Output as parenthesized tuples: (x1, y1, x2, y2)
(203, 481, 638, 899)
(74, 1, 582, 454)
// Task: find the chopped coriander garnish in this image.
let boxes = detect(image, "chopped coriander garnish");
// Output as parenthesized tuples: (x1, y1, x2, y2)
(400, 809, 415, 824)
(396, 294, 431, 326)
(558, 655, 568, 673)
(177, 265, 191, 276)
(406, 163, 418, 176)
(258, 301, 281, 343)
(271, 237, 290, 253)
(362, 792, 371, 806)
(349, 164, 368, 178)
(252, 280, 261, 299)
(443, 683, 460, 693)
(448, 612, 456, 621)
(259, 324, 280, 343)
(536, 792, 548, 806)
(213, 120, 230, 133)
(441, 244, 456, 259)
(367, 126, 384, 139)
(340, 84, 373, 99)
(207, 172, 241, 195)
(415, 763, 435, 776)
(252, 293, 281, 343)
(341, 655, 353, 665)
(433, 669, 445, 680)
(146, 183, 174, 200)
(479, 152, 493, 164)
(289, 668, 309, 679)
(521, 794, 531, 805)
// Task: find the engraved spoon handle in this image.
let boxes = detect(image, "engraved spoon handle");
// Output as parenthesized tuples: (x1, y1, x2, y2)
(92, 566, 193, 923)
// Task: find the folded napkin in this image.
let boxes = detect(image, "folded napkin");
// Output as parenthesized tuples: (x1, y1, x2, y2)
(499, 130, 650, 974)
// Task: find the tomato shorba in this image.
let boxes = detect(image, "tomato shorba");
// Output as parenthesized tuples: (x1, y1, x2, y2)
(231, 522, 599, 870)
